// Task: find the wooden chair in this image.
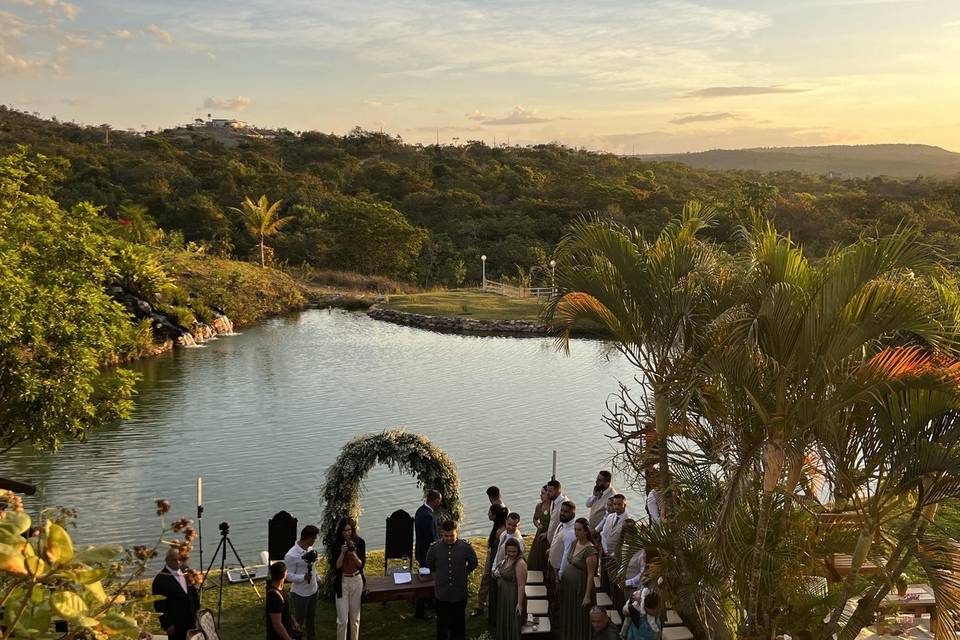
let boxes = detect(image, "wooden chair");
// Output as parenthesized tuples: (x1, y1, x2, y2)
(267, 510, 298, 564)
(383, 509, 414, 576)
(196, 609, 220, 640)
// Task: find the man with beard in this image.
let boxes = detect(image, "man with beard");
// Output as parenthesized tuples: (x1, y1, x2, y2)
(547, 500, 577, 604)
(585, 470, 616, 533)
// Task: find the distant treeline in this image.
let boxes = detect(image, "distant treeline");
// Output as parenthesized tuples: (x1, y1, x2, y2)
(3, 105, 960, 286)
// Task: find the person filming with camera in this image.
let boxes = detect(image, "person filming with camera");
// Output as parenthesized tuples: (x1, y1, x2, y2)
(284, 525, 320, 640)
(330, 517, 366, 640)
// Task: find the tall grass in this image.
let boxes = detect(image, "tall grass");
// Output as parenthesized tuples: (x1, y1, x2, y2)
(284, 265, 415, 294)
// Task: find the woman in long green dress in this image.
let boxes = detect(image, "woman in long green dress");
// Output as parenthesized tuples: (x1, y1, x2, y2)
(557, 518, 598, 640)
(527, 486, 551, 572)
(494, 538, 527, 640)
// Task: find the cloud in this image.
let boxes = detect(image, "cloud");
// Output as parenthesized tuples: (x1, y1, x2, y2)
(687, 85, 807, 97)
(365, 100, 396, 108)
(0, 10, 25, 37)
(411, 125, 483, 133)
(5, 0, 77, 20)
(171, 1, 772, 92)
(59, 97, 80, 105)
(110, 28, 133, 39)
(57, 33, 102, 51)
(944, 20, 960, 28)
(203, 96, 252, 112)
(0, 42, 59, 75)
(671, 112, 739, 125)
(146, 23, 172, 44)
(467, 106, 552, 126)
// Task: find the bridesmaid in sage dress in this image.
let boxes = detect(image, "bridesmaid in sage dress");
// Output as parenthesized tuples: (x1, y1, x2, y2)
(493, 538, 527, 640)
(557, 518, 598, 640)
(527, 486, 551, 572)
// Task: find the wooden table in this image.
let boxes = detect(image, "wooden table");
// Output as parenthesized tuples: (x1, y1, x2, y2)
(882, 584, 937, 620)
(825, 554, 882, 582)
(362, 574, 435, 604)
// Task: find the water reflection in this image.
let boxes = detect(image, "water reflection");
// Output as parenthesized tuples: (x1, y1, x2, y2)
(8, 310, 643, 560)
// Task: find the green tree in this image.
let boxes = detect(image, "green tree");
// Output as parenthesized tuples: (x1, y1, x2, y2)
(0, 150, 137, 454)
(323, 196, 426, 278)
(231, 195, 293, 267)
(547, 202, 727, 514)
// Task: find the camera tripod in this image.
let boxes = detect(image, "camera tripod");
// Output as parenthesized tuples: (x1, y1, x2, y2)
(201, 522, 262, 627)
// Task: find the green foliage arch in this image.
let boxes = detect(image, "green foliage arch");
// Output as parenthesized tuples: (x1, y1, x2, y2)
(319, 429, 463, 585)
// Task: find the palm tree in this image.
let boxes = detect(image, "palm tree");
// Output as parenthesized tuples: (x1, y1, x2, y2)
(231, 195, 293, 267)
(554, 210, 960, 639)
(696, 222, 960, 637)
(546, 201, 728, 517)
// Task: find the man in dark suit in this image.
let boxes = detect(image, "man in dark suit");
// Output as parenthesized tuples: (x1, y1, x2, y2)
(152, 546, 200, 640)
(415, 489, 442, 619)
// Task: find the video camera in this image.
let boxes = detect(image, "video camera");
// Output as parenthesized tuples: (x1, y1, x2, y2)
(302, 549, 319, 564)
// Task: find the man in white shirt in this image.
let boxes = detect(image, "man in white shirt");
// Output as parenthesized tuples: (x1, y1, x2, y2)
(492, 512, 525, 574)
(548, 501, 578, 579)
(597, 494, 630, 555)
(646, 488, 661, 523)
(284, 525, 320, 640)
(624, 548, 646, 590)
(585, 470, 616, 532)
(544, 479, 566, 544)
(622, 541, 646, 612)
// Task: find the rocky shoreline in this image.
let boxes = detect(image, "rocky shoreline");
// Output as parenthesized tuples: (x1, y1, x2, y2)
(109, 286, 238, 360)
(366, 306, 549, 337)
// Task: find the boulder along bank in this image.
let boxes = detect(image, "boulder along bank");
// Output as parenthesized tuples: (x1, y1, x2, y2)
(366, 306, 549, 337)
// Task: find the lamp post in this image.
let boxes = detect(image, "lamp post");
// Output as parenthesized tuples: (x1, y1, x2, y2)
(550, 259, 556, 293)
(481, 255, 487, 290)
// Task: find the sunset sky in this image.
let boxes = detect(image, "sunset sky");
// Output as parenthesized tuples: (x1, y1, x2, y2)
(3, 0, 960, 153)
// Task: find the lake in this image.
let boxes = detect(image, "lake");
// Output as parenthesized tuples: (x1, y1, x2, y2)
(8, 309, 643, 563)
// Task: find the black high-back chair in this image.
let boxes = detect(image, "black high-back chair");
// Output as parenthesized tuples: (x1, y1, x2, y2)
(383, 509, 414, 576)
(268, 510, 298, 563)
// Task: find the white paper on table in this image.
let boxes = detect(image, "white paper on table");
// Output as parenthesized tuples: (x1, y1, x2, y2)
(393, 572, 412, 585)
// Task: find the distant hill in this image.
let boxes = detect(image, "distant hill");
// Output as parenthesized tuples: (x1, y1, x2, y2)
(641, 144, 960, 179)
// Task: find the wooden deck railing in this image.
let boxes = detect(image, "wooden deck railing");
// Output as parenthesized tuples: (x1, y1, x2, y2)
(482, 281, 554, 298)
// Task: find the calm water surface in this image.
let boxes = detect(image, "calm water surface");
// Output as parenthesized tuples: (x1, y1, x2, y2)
(8, 310, 642, 563)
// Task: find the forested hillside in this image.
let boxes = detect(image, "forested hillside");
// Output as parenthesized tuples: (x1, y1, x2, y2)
(4, 106, 960, 288)
(642, 144, 960, 179)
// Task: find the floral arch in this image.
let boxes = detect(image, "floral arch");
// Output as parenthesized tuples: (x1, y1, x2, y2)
(319, 429, 463, 586)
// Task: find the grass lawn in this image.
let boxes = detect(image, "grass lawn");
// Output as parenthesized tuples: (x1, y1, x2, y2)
(381, 290, 545, 322)
(172, 539, 494, 640)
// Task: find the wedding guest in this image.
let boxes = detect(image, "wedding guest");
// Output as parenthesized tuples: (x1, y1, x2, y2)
(624, 590, 661, 640)
(547, 500, 577, 606)
(493, 538, 527, 640)
(527, 486, 551, 572)
(416, 490, 443, 619)
(616, 519, 643, 611)
(284, 525, 320, 640)
(330, 517, 366, 640)
(590, 606, 620, 640)
(646, 486, 661, 524)
(598, 495, 630, 556)
(557, 518, 598, 640)
(152, 546, 200, 640)
(493, 512, 525, 570)
(544, 480, 566, 545)
(266, 561, 300, 640)
(426, 520, 478, 640)
(586, 470, 616, 532)
(474, 486, 508, 618)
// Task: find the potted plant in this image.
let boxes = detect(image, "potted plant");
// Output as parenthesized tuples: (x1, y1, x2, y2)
(895, 573, 909, 598)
